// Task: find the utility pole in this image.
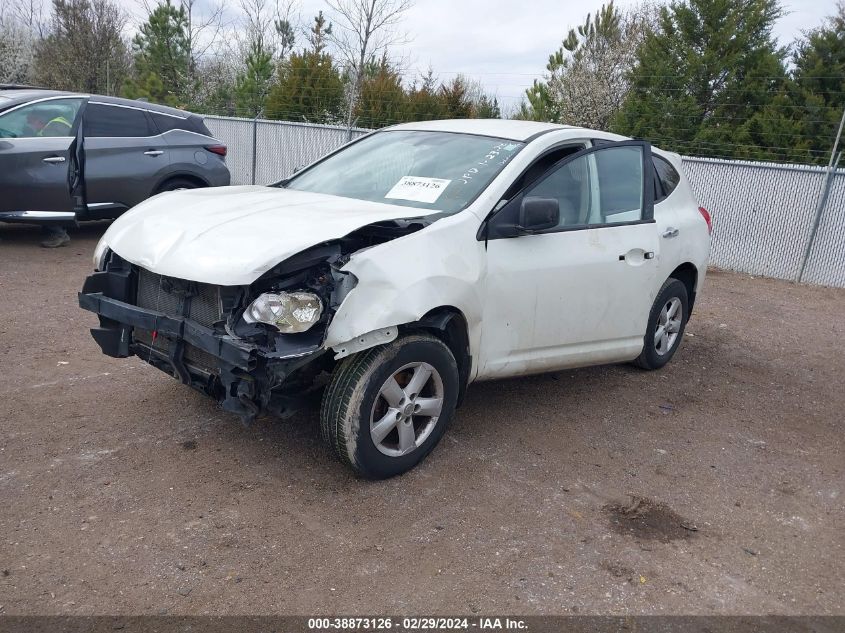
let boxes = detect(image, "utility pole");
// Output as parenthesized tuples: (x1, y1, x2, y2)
(798, 106, 845, 283)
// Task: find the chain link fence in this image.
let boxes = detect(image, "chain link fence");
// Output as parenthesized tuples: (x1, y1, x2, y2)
(204, 115, 845, 289)
(204, 115, 369, 186)
(683, 158, 844, 287)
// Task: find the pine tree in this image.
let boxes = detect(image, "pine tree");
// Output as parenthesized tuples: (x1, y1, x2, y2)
(234, 38, 274, 117)
(789, 3, 845, 163)
(232, 7, 295, 118)
(474, 94, 501, 119)
(355, 55, 406, 128)
(123, 0, 190, 106)
(615, 0, 791, 161)
(264, 14, 345, 123)
(308, 11, 332, 55)
(404, 70, 445, 122)
(438, 75, 474, 119)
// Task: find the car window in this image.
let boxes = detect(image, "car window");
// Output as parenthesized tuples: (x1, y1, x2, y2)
(285, 130, 525, 214)
(502, 144, 584, 201)
(595, 146, 644, 223)
(653, 155, 680, 202)
(151, 112, 193, 134)
(0, 98, 84, 138)
(84, 103, 152, 138)
(525, 144, 645, 227)
(528, 154, 592, 227)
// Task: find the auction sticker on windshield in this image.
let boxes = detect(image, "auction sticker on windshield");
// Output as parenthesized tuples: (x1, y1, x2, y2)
(385, 176, 451, 204)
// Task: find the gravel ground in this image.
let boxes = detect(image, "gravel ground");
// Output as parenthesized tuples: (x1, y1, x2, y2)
(1, 222, 843, 616)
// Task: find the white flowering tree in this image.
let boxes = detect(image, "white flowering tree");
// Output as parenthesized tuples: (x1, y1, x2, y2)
(0, 1, 38, 84)
(519, 2, 655, 131)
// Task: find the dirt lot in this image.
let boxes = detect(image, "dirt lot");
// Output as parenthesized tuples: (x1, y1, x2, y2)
(1, 222, 843, 616)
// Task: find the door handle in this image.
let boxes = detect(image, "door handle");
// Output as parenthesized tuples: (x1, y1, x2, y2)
(619, 250, 655, 262)
(42, 156, 66, 164)
(144, 150, 164, 156)
(662, 227, 680, 238)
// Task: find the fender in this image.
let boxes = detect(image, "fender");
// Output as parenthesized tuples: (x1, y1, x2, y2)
(323, 210, 486, 382)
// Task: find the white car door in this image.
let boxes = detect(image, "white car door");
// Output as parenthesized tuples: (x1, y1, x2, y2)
(478, 141, 660, 379)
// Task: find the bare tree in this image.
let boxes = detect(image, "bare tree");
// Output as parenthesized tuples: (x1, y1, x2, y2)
(183, 0, 227, 67)
(237, 0, 297, 63)
(324, 0, 413, 126)
(33, 0, 129, 94)
(230, 0, 298, 116)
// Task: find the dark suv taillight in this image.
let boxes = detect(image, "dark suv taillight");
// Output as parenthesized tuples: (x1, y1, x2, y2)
(205, 145, 227, 157)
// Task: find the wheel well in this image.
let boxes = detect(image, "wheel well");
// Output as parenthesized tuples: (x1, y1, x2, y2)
(670, 263, 698, 315)
(403, 307, 471, 408)
(153, 173, 209, 194)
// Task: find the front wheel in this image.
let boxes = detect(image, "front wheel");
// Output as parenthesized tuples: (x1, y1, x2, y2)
(320, 333, 459, 479)
(633, 278, 689, 370)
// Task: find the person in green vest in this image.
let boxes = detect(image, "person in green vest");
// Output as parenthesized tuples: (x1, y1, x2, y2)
(27, 109, 73, 137)
(26, 109, 73, 248)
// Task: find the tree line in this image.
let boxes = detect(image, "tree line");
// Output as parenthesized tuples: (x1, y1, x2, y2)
(0, 0, 500, 127)
(519, 0, 845, 164)
(0, 0, 842, 164)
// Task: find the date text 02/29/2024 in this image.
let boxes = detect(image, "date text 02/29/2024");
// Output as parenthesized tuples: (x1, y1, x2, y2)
(306, 617, 528, 631)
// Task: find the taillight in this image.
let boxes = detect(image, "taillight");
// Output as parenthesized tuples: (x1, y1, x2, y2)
(698, 206, 712, 235)
(205, 145, 227, 157)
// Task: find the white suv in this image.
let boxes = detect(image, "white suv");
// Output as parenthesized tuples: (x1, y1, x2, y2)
(79, 119, 711, 478)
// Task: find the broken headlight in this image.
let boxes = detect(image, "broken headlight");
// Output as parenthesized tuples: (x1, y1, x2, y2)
(243, 291, 323, 333)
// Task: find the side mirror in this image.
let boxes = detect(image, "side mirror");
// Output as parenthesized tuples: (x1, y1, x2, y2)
(518, 196, 559, 232)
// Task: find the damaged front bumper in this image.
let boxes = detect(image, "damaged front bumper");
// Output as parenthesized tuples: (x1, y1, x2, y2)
(78, 265, 325, 421)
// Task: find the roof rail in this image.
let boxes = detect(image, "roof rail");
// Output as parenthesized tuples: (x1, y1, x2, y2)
(0, 84, 49, 90)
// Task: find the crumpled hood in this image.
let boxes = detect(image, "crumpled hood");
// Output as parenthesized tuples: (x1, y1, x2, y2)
(99, 186, 421, 285)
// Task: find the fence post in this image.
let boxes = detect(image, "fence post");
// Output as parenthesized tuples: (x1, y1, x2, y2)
(798, 105, 845, 283)
(251, 116, 259, 186)
(798, 152, 841, 283)
(798, 110, 845, 283)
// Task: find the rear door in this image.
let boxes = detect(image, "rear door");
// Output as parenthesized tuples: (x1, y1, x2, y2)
(83, 102, 171, 212)
(0, 97, 86, 212)
(479, 141, 660, 378)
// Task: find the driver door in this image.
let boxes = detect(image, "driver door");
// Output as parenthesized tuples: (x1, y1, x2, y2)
(478, 141, 660, 378)
(0, 97, 86, 213)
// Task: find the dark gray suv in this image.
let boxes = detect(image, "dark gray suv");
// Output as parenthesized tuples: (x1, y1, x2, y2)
(0, 87, 230, 225)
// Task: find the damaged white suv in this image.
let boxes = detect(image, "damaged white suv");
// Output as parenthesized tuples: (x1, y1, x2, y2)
(80, 120, 711, 478)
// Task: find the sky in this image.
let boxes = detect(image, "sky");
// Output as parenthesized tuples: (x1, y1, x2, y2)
(119, 0, 837, 113)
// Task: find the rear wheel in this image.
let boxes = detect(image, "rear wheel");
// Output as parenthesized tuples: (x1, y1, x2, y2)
(155, 177, 202, 194)
(320, 333, 459, 479)
(634, 278, 689, 370)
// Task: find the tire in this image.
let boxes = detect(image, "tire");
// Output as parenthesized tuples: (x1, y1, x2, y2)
(633, 278, 689, 370)
(155, 177, 202, 194)
(320, 333, 459, 479)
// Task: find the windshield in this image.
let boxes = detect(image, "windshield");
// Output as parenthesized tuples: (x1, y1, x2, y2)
(284, 130, 524, 214)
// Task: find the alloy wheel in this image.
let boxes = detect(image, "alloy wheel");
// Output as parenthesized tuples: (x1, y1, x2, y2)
(370, 362, 444, 457)
(654, 297, 683, 356)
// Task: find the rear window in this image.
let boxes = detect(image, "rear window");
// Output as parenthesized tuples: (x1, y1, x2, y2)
(85, 103, 152, 137)
(653, 155, 681, 202)
(151, 112, 207, 135)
